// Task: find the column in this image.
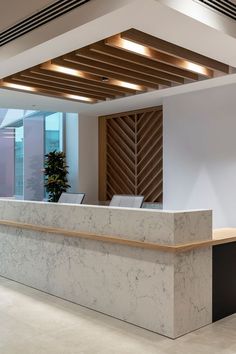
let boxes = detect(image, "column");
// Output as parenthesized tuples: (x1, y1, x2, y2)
(23, 115, 44, 201)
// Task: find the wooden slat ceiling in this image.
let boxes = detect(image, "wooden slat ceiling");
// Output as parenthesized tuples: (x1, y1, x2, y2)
(0, 28, 232, 103)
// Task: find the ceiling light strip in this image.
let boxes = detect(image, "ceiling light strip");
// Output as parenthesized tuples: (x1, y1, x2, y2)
(44, 60, 149, 90)
(1, 82, 36, 92)
(106, 35, 212, 77)
(0, 80, 96, 103)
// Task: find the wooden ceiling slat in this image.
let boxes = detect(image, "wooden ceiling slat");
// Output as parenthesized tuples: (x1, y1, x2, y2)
(32, 67, 134, 95)
(122, 29, 229, 74)
(18, 72, 118, 98)
(13, 75, 111, 100)
(0, 28, 232, 103)
(63, 53, 171, 87)
(90, 42, 199, 81)
(39, 64, 139, 94)
(1, 81, 97, 103)
(106, 35, 214, 78)
(51, 58, 158, 90)
(76, 47, 184, 84)
(10, 76, 107, 101)
(5, 78, 105, 101)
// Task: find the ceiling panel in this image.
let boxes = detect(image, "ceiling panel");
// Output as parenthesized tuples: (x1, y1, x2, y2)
(0, 0, 56, 32)
(196, 0, 236, 21)
(0, 28, 233, 104)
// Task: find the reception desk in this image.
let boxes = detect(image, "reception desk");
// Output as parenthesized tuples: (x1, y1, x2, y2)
(0, 199, 228, 338)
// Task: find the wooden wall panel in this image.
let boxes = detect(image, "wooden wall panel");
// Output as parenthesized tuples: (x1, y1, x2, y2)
(99, 106, 163, 203)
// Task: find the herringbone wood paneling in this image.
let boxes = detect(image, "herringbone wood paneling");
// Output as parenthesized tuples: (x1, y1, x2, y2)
(99, 106, 163, 203)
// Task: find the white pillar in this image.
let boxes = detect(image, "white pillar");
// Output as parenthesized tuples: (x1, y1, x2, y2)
(66, 113, 79, 193)
(78, 115, 98, 205)
(24, 115, 44, 201)
(66, 113, 98, 205)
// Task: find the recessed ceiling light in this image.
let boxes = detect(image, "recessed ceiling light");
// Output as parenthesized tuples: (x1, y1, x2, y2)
(183, 61, 209, 76)
(2, 82, 36, 92)
(107, 35, 149, 56)
(107, 35, 209, 76)
(109, 79, 144, 91)
(118, 38, 148, 56)
(65, 94, 96, 102)
(42, 62, 86, 78)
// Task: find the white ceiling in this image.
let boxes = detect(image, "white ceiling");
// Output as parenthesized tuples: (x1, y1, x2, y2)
(0, 0, 56, 32)
(0, 0, 236, 115)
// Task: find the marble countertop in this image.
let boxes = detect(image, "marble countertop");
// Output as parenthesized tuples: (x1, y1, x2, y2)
(213, 228, 236, 241)
(0, 197, 209, 214)
(0, 199, 214, 253)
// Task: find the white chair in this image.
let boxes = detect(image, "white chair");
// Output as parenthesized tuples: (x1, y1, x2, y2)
(58, 193, 85, 204)
(109, 195, 144, 208)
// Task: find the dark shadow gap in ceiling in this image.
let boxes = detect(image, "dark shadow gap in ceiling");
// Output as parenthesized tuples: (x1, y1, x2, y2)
(0, 0, 91, 47)
(195, 0, 236, 21)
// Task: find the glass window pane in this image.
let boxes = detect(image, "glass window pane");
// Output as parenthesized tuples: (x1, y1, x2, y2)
(0, 109, 65, 201)
(45, 112, 63, 154)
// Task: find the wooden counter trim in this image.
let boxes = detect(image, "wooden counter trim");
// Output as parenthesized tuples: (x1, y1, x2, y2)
(0, 220, 235, 253)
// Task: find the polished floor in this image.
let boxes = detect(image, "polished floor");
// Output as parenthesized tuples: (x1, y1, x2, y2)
(0, 277, 235, 354)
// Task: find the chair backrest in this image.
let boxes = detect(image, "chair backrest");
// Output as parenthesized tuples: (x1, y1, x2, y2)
(58, 193, 85, 205)
(109, 195, 144, 208)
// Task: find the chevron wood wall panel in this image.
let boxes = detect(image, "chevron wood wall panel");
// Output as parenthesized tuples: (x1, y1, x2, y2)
(99, 106, 163, 203)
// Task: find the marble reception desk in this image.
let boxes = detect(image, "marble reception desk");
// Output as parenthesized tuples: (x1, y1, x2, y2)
(0, 200, 213, 338)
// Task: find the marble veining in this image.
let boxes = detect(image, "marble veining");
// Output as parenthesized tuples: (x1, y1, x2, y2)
(0, 200, 212, 338)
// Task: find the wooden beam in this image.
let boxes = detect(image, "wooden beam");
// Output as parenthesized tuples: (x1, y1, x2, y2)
(8, 76, 107, 101)
(52, 58, 157, 90)
(106, 34, 214, 78)
(77, 47, 184, 84)
(91, 42, 199, 81)
(122, 28, 229, 74)
(18, 72, 118, 98)
(31, 67, 135, 95)
(0, 80, 97, 103)
(40, 62, 140, 93)
(4, 77, 105, 101)
(64, 53, 171, 87)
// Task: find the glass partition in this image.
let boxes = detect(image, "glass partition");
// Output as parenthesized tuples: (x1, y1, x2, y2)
(45, 112, 63, 154)
(0, 109, 66, 200)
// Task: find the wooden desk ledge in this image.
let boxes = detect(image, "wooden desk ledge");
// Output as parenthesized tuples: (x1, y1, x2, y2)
(0, 220, 235, 253)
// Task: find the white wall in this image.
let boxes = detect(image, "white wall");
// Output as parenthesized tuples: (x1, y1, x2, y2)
(163, 83, 236, 228)
(66, 113, 79, 193)
(66, 114, 98, 205)
(78, 115, 98, 205)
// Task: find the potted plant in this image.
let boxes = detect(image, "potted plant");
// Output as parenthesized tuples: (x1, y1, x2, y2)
(44, 150, 70, 202)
